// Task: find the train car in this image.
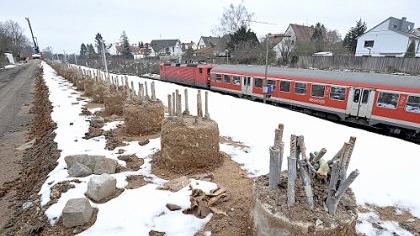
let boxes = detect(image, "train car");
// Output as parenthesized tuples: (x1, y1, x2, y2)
(210, 64, 420, 137)
(160, 63, 212, 88)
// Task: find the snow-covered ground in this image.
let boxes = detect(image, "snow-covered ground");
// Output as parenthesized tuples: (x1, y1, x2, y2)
(42, 62, 420, 235)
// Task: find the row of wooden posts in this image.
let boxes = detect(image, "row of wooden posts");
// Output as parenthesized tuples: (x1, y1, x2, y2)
(73, 65, 158, 103)
(167, 89, 210, 121)
(268, 123, 360, 214)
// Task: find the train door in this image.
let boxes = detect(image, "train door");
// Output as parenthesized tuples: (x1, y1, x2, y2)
(346, 88, 376, 118)
(241, 76, 253, 95)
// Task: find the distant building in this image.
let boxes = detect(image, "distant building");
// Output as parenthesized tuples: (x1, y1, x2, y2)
(273, 24, 315, 58)
(150, 39, 183, 57)
(196, 35, 230, 56)
(355, 17, 420, 57)
(181, 41, 197, 51)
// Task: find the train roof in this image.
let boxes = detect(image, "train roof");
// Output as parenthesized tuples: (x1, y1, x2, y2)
(212, 64, 420, 93)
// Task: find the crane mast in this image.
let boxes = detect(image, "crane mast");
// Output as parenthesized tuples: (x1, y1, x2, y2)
(25, 17, 40, 54)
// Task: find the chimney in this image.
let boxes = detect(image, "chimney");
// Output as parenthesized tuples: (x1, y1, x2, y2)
(401, 17, 407, 31)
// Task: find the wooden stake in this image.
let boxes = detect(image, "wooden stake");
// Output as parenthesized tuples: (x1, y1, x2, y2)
(204, 91, 210, 119)
(287, 135, 297, 207)
(274, 123, 284, 148)
(299, 159, 314, 209)
(172, 92, 176, 115)
(151, 81, 156, 101)
(168, 94, 173, 117)
(184, 89, 189, 115)
(145, 81, 149, 99)
(269, 146, 281, 191)
(139, 83, 144, 102)
(177, 93, 182, 118)
(197, 90, 203, 118)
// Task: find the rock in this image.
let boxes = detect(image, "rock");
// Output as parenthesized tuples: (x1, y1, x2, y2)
(65, 154, 99, 170)
(166, 203, 181, 211)
(68, 162, 92, 177)
(94, 157, 117, 174)
(138, 139, 150, 146)
(91, 117, 105, 128)
(315, 219, 323, 227)
(160, 176, 190, 192)
(62, 198, 94, 228)
(317, 159, 330, 176)
(22, 201, 33, 209)
(149, 230, 166, 236)
(117, 149, 125, 154)
(85, 174, 117, 202)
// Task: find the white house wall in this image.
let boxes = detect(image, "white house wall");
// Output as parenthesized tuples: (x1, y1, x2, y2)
(355, 30, 410, 57)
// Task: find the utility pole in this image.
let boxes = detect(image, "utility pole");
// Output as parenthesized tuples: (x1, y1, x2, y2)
(263, 33, 272, 103)
(74, 54, 78, 65)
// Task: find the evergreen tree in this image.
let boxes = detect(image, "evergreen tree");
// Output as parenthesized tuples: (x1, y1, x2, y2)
(311, 23, 327, 52)
(405, 40, 416, 58)
(227, 25, 259, 51)
(87, 43, 96, 59)
(80, 43, 87, 58)
(343, 19, 367, 54)
(139, 41, 144, 48)
(121, 31, 131, 58)
(95, 33, 105, 55)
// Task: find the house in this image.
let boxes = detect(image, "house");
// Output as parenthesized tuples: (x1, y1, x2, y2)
(273, 24, 315, 58)
(355, 17, 420, 57)
(150, 39, 183, 57)
(196, 35, 230, 56)
(181, 41, 197, 51)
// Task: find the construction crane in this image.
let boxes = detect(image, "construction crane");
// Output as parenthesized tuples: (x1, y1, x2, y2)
(25, 17, 40, 54)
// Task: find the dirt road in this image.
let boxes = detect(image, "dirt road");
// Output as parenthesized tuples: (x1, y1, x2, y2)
(0, 61, 38, 229)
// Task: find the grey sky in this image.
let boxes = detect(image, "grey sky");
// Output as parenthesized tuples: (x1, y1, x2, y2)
(1, 0, 419, 54)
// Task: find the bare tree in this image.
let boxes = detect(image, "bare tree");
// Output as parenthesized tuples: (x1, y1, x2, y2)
(213, 1, 254, 35)
(0, 20, 31, 58)
(277, 38, 293, 64)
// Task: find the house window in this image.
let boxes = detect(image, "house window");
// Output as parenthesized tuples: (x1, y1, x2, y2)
(364, 40, 374, 47)
(405, 95, 420, 113)
(330, 86, 345, 100)
(295, 82, 307, 95)
(377, 92, 399, 109)
(280, 80, 290, 92)
(232, 76, 241, 85)
(224, 75, 231, 83)
(215, 74, 222, 81)
(311, 84, 325, 97)
(254, 78, 263, 88)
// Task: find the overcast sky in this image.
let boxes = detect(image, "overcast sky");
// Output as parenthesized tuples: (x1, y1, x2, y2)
(1, 0, 419, 54)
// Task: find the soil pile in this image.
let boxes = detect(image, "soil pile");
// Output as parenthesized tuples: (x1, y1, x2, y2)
(254, 173, 357, 235)
(104, 91, 126, 116)
(123, 100, 164, 136)
(156, 117, 223, 175)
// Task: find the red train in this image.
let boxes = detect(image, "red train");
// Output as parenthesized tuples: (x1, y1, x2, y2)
(160, 63, 420, 141)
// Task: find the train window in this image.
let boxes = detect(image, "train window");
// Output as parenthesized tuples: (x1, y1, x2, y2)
(215, 74, 222, 81)
(232, 76, 241, 85)
(353, 89, 360, 103)
(280, 80, 290, 92)
(198, 68, 203, 74)
(295, 82, 307, 95)
(254, 78, 263, 88)
(361, 90, 370, 104)
(224, 75, 231, 83)
(311, 84, 325, 97)
(330, 86, 345, 100)
(267, 80, 276, 90)
(405, 95, 420, 113)
(377, 92, 399, 109)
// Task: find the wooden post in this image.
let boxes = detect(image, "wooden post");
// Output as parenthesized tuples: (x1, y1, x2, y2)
(310, 148, 327, 165)
(204, 91, 210, 119)
(175, 90, 180, 115)
(299, 159, 314, 209)
(287, 135, 297, 207)
(184, 89, 190, 115)
(269, 146, 281, 191)
(151, 81, 156, 101)
(168, 94, 173, 117)
(177, 93, 182, 118)
(197, 90, 203, 118)
(172, 92, 176, 115)
(145, 81, 149, 100)
(139, 83, 144, 103)
(274, 124, 284, 148)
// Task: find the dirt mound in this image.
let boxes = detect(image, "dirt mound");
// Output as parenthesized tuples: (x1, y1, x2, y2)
(254, 173, 357, 235)
(104, 91, 126, 116)
(123, 100, 164, 136)
(156, 117, 223, 175)
(83, 79, 96, 97)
